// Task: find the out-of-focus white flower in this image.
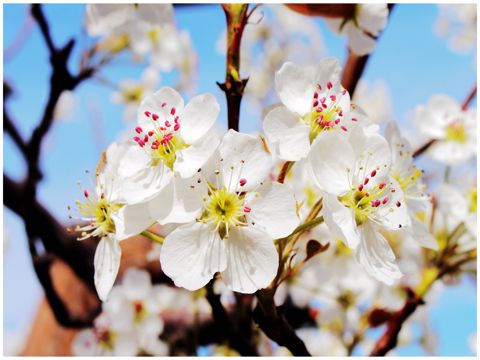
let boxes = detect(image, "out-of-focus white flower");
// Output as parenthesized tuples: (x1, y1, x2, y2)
(111, 67, 160, 122)
(325, 4, 389, 56)
(72, 268, 168, 356)
(263, 58, 370, 161)
(160, 130, 299, 293)
(435, 4, 477, 54)
(297, 328, 347, 356)
(353, 79, 393, 124)
(415, 94, 476, 165)
(85, 4, 173, 56)
(54, 90, 78, 122)
(436, 182, 477, 245)
(385, 122, 438, 250)
(308, 127, 411, 284)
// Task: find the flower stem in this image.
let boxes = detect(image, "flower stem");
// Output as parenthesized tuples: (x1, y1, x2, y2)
(141, 230, 164, 244)
(218, 4, 249, 131)
(289, 216, 324, 237)
(277, 161, 294, 184)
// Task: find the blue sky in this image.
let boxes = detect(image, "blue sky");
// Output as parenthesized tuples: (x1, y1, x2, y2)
(3, 3, 477, 355)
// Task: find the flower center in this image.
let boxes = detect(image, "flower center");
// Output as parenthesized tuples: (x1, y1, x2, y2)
(132, 300, 147, 323)
(122, 86, 144, 103)
(302, 82, 351, 143)
(468, 188, 477, 213)
(445, 121, 467, 143)
(95, 328, 117, 350)
(134, 107, 189, 170)
(338, 175, 396, 226)
(202, 186, 247, 238)
(75, 190, 122, 240)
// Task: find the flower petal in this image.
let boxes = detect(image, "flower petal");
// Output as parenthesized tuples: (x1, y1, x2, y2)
(121, 161, 173, 205)
(94, 235, 121, 301)
(308, 131, 355, 195)
(246, 182, 299, 239)
(160, 222, 227, 291)
(219, 130, 272, 191)
(355, 223, 402, 285)
(113, 202, 154, 240)
(275, 62, 315, 115)
(174, 132, 219, 178)
(137, 87, 184, 129)
(347, 26, 377, 56)
(122, 267, 152, 300)
(180, 93, 220, 145)
(263, 106, 311, 161)
(149, 175, 204, 224)
(314, 57, 342, 91)
(222, 226, 278, 293)
(323, 193, 361, 249)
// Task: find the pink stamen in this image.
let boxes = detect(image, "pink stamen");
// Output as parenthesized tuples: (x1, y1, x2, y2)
(382, 197, 389, 205)
(239, 178, 247, 186)
(371, 169, 377, 177)
(330, 95, 336, 101)
(144, 111, 151, 117)
(135, 126, 143, 134)
(313, 92, 319, 99)
(351, 118, 358, 122)
(396, 201, 401, 207)
(161, 102, 166, 108)
(364, 177, 369, 185)
(148, 131, 154, 137)
(83, 190, 89, 198)
(313, 100, 319, 107)
(165, 121, 171, 127)
(170, 107, 176, 116)
(244, 206, 251, 213)
(174, 123, 180, 131)
(358, 184, 364, 191)
(341, 126, 348, 132)
(152, 113, 159, 121)
(327, 81, 333, 90)
(379, 182, 386, 189)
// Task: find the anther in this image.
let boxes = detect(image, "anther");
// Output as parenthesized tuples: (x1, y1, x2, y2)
(371, 169, 377, 177)
(170, 107, 176, 116)
(396, 201, 401, 207)
(135, 126, 143, 134)
(244, 206, 251, 213)
(239, 178, 247, 186)
(152, 113, 159, 121)
(327, 81, 333, 90)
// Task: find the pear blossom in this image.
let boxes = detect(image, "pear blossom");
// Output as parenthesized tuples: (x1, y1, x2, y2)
(325, 4, 389, 56)
(385, 122, 438, 250)
(111, 87, 220, 227)
(111, 67, 159, 122)
(353, 79, 393, 124)
(85, 4, 174, 57)
(435, 4, 477, 54)
(308, 127, 411, 284)
(73, 142, 161, 301)
(263, 58, 370, 161)
(436, 182, 477, 243)
(160, 130, 299, 293)
(415, 94, 476, 165)
(72, 268, 168, 356)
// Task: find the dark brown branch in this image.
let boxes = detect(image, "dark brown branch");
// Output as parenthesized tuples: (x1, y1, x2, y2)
(218, 4, 249, 131)
(4, 83, 28, 156)
(341, 4, 395, 96)
(205, 281, 258, 355)
(286, 4, 355, 18)
(253, 289, 311, 356)
(461, 83, 477, 110)
(369, 288, 425, 356)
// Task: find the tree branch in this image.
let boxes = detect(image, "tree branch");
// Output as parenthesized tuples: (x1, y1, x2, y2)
(341, 4, 395, 96)
(369, 287, 424, 356)
(217, 4, 249, 131)
(253, 289, 311, 356)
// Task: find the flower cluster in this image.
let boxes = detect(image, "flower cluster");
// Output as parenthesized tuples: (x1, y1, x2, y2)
(71, 53, 478, 308)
